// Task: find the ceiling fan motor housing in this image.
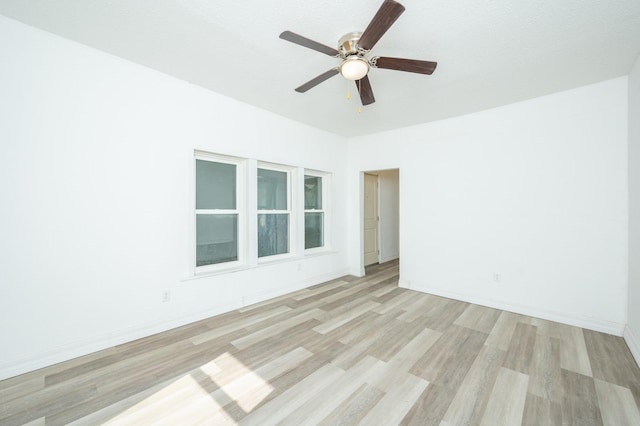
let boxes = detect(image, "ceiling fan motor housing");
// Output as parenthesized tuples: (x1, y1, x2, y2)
(338, 31, 365, 57)
(338, 31, 371, 80)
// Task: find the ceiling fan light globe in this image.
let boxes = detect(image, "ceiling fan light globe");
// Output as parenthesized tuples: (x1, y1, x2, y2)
(340, 57, 369, 80)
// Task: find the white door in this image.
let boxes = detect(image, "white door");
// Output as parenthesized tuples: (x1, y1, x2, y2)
(364, 173, 379, 266)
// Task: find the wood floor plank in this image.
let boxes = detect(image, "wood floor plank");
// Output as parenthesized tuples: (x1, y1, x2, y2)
(400, 382, 455, 426)
(559, 324, 593, 377)
(502, 322, 537, 374)
(594, 378, 640, 426)
(395, 292, 436, 322)
(278, 355, 386, 426)
(409, 324, 488, 388)
(440, 344, 505, 425)
(359, 327, 443, 394)
(2, 261, 640, 425)
(313, 300, 380, 334)
(226, 319, 322, 372)
(485, 311, 531, 351)
(191, 305, 292, 345)
(453, 303, 502, 334)
(479, 367, 529, 426)
(219, 342, 349, 422)
(0, 375, 44, 405)
(369, 280, 399, 298)
(291, 280, 350, 301)
(372, 286, 405, 304)
(318, 383, 384, 426)
(522, 393, 563, 426)
(46, 341, 234, 425)
(420, 298, 470, 332)
(0, 382, 97, 426)
(22, 418, 45, 426)
(67, 373, 199, 425)
(371, 287, 415, 315)
(336, 309, 399, 347)
(527, 333, 562, 400)
(560, 368, 604, 426)
(239, 363, 344, 425)
(527, 317, 593, 376)
(358, 373, 428, 426)
(330, 312, 405, 370)
(366, 315, 434, 362)
(584, 329, 640, 405)
(231, 308, 323, 349)
(0, 347, 118, 393)
(151, 347, 314, 425)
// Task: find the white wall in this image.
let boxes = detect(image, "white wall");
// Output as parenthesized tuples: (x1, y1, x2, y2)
(348, 77, 629, 334)
(0, 14, 634, 380)
(627, 54, 640, 365)
(378, 169, 400, 263)
(0, 16, 350, 380)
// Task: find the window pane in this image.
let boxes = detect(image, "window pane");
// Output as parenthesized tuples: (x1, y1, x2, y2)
(258, 169, 287, 210)
(258, 214, 289, 257)
(304, 175, 322, 210)
(196, 214, 238, 266)
(305, 212, 324, 249)
(196, 159, 236, 209)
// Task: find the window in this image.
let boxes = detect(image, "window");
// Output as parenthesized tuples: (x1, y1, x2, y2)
(257, 167, 290, 258)
(304, 174, 324, 250)
(192, 151, 330, 274)
(195, 154, 243, 270)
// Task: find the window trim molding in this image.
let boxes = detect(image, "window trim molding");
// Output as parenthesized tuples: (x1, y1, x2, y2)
(304, 170, 330, 254)
(257, 162, 296, 262)
(193, 151, 246, 275)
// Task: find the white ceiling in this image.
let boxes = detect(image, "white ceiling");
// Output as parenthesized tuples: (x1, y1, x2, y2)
(2, 0, 640, 137)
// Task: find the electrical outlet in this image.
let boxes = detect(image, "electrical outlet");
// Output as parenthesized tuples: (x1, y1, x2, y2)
(162, 290, 171, 303)
(297, 263, 302, 271)
(493, 273, 501, 283)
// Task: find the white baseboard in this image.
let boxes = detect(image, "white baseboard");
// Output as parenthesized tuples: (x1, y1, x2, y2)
(379, 254, 399, 264)
(624, 325, 640, 368)
(349, 268, 366, 278)
(0, 301, 243, 382)
(0, 268, 351, 381)
(399, 280, 625, 336)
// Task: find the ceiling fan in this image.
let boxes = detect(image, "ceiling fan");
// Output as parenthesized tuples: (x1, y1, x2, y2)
(279, 0, 437, 106)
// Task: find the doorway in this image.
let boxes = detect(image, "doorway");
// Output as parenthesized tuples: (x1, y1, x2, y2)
(363, 173, 379, 266)
(362, 169, 400, 271)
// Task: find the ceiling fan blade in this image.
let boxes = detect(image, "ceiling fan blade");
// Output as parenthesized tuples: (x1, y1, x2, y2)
(373, 57, 438, 75)
(295, 68, 340, 93)
(357, 0, 406, 51)
(279, 31, 339, 57)
(356, 75, 375, 105)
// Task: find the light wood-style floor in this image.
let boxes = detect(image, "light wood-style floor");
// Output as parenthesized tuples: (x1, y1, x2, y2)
(2, 260, 640, 425)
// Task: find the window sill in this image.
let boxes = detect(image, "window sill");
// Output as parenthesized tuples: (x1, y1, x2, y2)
(304, 248, 336, 258)
(182, 249, 338, 281)
(182, 264, 249, 281)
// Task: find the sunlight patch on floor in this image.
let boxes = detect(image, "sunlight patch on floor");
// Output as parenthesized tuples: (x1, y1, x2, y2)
(105, 360, 222, 424)
(209, 352, 274, 412)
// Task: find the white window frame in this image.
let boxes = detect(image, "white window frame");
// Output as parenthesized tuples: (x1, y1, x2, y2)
(304, 170, 330, 254)
(194, 151, 245, 274)
(257, 162, 294, 262)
